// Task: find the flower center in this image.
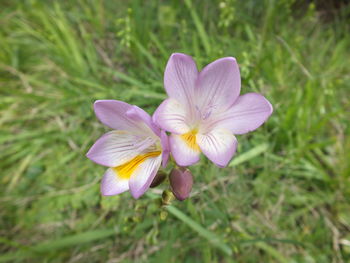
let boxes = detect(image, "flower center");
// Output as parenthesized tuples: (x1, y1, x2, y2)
(181, 129, 200, 151)
(113, 151, 161, 179)
(195, 103, 217, 120)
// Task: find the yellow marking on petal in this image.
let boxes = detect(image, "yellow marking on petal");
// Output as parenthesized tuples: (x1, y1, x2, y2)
(113, 151, 161, 179)
(181, 129, 200, 151)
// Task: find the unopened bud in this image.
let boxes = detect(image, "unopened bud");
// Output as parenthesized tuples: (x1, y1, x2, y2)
(169, 167, 193, 201)
(162, 189, 175, 206)
(160, 210, 168, 221)
(150, 170, 167, 188)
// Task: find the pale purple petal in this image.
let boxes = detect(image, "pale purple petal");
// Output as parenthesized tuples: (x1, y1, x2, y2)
(86, 131, 156, 167)
(153, 98, 190, 134)
(126, 105, 160, 136)
(160, 130, 170, 167)
(196, 57, 241, 113)
(128, 155, 162, 199)
(94, 100, 151, 135)
(164, 53, 198, 107)
(101, 168, 129, 196)
(208, 93, 273, 134)
(197, 128, 237, 168)
(169, 134, 200, 166)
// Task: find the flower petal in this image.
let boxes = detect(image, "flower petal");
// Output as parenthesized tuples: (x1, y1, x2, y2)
(164, 53, 198, 106)
(196, 57, 240, 112)
(197, 128, 237, 168)
(101, 168, 129, 196)
(209, 93, 273, 134)
(169, 134, 200, 166)
(126, 105, 160, 136)
(86, 131, 156, 167)
(128, 155, 162, 199)
(94, 100, 151, 135)
(153, 98, 191, 134)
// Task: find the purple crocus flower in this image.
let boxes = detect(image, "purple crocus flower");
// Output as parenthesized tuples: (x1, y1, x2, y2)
(87, 100, 169, 199)
(153, 53, 273, 167)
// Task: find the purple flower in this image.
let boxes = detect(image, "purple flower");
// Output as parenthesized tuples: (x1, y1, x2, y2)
(154, 53, 273, 167)
(86, 100, 169, 199)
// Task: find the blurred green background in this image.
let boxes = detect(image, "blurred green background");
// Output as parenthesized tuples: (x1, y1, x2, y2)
(1, 0, 349, 262)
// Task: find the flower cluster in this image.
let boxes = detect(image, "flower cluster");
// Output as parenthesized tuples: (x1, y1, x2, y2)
(87, 53, 273, 200)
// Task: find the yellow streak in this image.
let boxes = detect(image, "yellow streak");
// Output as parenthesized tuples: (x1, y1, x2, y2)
(113, 151, 161, 179)
(181, 129, 200, 151)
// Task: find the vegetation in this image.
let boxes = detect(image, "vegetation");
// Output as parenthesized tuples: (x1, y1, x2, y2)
(1, 0, 349, 262)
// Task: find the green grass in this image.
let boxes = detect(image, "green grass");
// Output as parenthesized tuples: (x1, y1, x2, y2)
(1, 0, 350, 262)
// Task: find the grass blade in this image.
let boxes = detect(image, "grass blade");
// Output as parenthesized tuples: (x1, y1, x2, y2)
(166, 205, 232, 256)
(184, 0, 211, 55)
(229, 143, 269, 167)
(0, 228, 117, 262)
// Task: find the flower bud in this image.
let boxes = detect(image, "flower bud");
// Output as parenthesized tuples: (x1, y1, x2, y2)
(160, 210, 168, 221)
(162, 189, 175, 206)
(150, 170, 167, 188)
(169, 167, 193, 201)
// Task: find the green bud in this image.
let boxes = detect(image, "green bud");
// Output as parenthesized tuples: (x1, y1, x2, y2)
(162, 189, 175, 206)
(169, 167, 193, 201)
(160, 210, 168, 221)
